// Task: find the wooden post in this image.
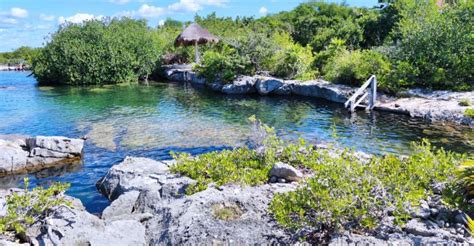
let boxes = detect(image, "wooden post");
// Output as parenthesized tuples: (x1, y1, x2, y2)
(195, 42, 200, 64)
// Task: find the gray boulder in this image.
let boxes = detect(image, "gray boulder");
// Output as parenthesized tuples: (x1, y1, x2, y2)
(269, 162, 303, 182)
(28, 206, 146, 246)
(96, 157, 194, 201)
(292, 80, 349, 103)
(0, 136, 84, 175)
(26, 136, 84, 156)
(0, 140, 29, 174)
(134, 184, 297, 245)
(255, 77, 284, 95)
(221, 76, 257, 94)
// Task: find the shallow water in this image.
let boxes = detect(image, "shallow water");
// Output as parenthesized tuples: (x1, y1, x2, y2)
(0, 71, 472, 213)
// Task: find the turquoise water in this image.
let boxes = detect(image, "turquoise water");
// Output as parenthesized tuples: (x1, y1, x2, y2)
(0, 71, 472, 213)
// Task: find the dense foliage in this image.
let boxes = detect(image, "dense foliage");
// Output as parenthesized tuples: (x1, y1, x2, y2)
(32, 18, 158, 85)
(0, 178, 71, 235)
(271, 141, 465, 236)
(28, 1, 472, 91)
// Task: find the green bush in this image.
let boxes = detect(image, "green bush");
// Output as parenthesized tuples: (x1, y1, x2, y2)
(323, 49, 390, 86)
(170, 116, 281, 194)
(194, 44, 253, 83)
(32, 18, 158, 85)
(0, 178, 71, 235)
(270, 33, 318, 80)
(386, 0, 474, 91)
(459, 98, 472, 107)
(270, 140, 466, 238)
(464, 108, 474, 118)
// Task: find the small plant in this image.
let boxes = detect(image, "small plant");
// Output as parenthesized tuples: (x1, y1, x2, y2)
(170, 116, 282, 194)
(464, 108, 474, 118)
(0, 178, 71, 236)
(456, 159, 474, 198)
(211, 203, 243, 221)
(466, 214, 474, 237)
(459, 98, 472, 107)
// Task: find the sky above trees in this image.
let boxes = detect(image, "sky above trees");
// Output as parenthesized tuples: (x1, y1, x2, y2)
(0, 0, 378, 51)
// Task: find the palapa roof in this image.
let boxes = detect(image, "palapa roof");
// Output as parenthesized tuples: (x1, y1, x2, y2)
(174, 23, 219, 46)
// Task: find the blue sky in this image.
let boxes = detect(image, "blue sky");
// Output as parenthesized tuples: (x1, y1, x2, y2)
(0, 0, 378, 52)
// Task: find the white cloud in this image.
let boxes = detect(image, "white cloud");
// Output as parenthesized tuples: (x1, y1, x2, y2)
(58, 13, 104, 24)
(10, 7, 28, 18)
(169, 0, 227, 12)
(138, 4, 165, 17)
(109, 0, 131, 4)
(39, 14, 55, 21)
(0, 18, 18, 25)
(158, 19, 165, 26)
(259, 6, 268, 15)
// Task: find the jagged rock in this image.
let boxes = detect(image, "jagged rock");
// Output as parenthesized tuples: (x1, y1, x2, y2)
(0, 136, 84, 175)
(255, 78, 284, 95)
(221, 76, 257, 94)
(0, 140, 29, 174)
(28, 206, 146, 246)
(96, 157, 194, 201)
(404, 219, 436, 237)
(102, 191, 140, 221)
(133, 184, 297, 245)
(269, 162, 303, 182)
(26, 136, 84, 155)
(291, 80, 349, 103)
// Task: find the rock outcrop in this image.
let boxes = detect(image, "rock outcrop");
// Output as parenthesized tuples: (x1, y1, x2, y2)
(0, 135, 84, 175)
(97, 157, 297, 245)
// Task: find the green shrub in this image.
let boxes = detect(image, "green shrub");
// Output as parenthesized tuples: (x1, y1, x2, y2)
(459, 98, 472, 107)
(386, 0, 474, 91)
(323, 49, 390, 86)
(456, 160, 474, 199)
(170, 116, 281, 194)
(194, 44, 253, 83)
(0, 178, 71, 235)
(270, 140, 465, 238)
(32, 18, 158, 86)
(465, 109, 474, 118)
(270, 33, 318, 80)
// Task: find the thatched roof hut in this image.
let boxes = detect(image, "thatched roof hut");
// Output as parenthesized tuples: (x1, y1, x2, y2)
(175, 23, 219, 63)
(175, 23, 219, 46)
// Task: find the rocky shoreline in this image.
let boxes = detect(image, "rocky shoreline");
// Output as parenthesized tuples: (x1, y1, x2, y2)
(163, 67, 474, 126)
(1, 153, 471, 245)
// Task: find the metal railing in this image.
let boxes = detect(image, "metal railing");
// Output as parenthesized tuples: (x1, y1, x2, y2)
(344, 75, 377, 112)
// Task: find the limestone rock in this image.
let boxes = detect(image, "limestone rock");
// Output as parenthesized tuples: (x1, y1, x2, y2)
(221, 76, 257, 94)
(269, 162, 303, 182)
(96, 157, 194, 201)
(28, 206, 146, 246)
(134, 184, 297, 245)
(255, 78, 284, 95)
(0, 136, 84, 175)
(0, 140, 29, 174)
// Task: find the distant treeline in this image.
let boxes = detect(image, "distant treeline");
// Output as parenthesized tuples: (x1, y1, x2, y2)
(0, 46, 40, 66)
(29, 0, 472, 92)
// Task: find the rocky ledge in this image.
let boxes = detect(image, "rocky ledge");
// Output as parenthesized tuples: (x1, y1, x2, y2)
(163, 68, 474, 126)
(1, 156, 471, 245)
(0, 135, 84, 176)
(95, 157, 471, 245)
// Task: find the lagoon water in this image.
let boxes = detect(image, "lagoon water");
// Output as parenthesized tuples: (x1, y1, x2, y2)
(0, 71, 473, 213)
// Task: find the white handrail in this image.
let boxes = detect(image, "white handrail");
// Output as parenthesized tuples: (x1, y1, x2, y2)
(344, 75, 377, 112)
